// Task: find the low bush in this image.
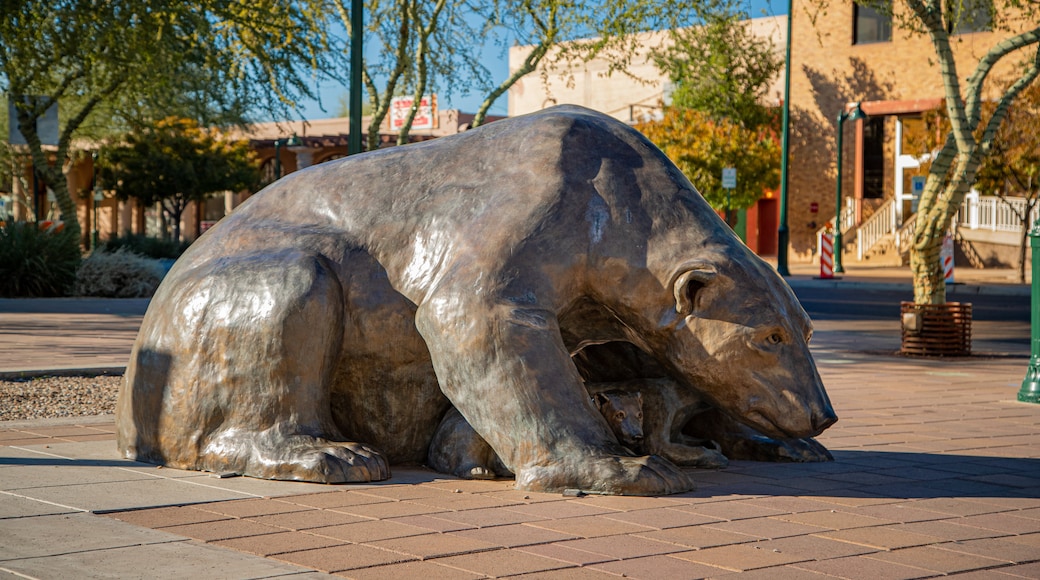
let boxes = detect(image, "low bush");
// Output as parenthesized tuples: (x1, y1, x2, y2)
(0, 222, 81, 297)
(74, 248, 165, 298)
(99, 234, 191, 260)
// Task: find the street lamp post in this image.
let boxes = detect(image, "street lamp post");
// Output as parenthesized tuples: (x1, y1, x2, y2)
(777, 0, 794, 276)
(1020, 218, 1040, 404)
(834, 102, 866, 274)
(348, 0, 363, 156)
(273, 135, 302, 181)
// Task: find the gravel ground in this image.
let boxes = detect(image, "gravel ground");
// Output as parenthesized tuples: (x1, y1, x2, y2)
(0, 374, 121, 421)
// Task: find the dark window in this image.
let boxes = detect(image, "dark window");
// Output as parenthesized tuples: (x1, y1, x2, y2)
(947, 0, 992, 34)
(853, 2, 892, 44)
(862, 117, 885, 199)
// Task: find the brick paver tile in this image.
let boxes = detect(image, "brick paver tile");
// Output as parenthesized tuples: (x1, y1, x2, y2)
(1000, 561, 1040, 578)
(508, 566, 628, 579)
(673, 500, 787, 521)
(246, 508, 369, 530)
(333, 500, 450, 519)
(434, 547, 574, 576)
(869, 545, 1009, 574)
(935, 537, 1040, 563)
(817, 525, 945, 549)
(409, 493, 517, 511)
(311, 519, 431, 543)
(851, 503, 955, 523)
(703, 517, 829, 540)
(638, 525, 757, 549)
(477, 489, 570, 504)
(793, 555, 936, 580)
(423, 479, 516, 494)
(429, 506, 547, 527)
(516, 543, 616, 566)
(894, 520, 1009, 541)
(526, 514, 656, 538)
(591, 554, 732, 579)
(367, 532, 500, 559)
(707, 565, 838, 579)
(387, 514, 477, 533)
(774, 509, 894, 530)
(506, 500, 619, 520)
(571, 494, 683, 511)
(337, 559, 484, 579)
(761, 496, 890, 513)
(195, 497, 314, 518)
(957, 513, 1040, 534)
(274, 543, 414, 573)
(558, 534, 687, 559)
(212, 530, 345, 556)
(671, 542, 813, 571)
(18, 426, 110, 437)
(0, 437, 54, 446)
(452, 522, 578, 547)
(162, 518, 284, 541)
(104, 506, 231, 528)
(751, 534, 880, 560)
(352, 485, 455, 501)
(911, 498, 1018, 517)
(280, 491, 394, 509)
(604, 507, 722, 529)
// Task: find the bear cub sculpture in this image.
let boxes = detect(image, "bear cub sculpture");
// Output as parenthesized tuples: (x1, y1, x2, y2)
(116, 105, 836, 496)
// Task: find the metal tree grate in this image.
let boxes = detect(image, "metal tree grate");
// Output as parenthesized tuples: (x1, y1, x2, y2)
(900, 301, 972, 356)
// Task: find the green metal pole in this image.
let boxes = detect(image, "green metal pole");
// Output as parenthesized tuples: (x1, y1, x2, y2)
(776, 0, 794, 276)
(834, 111, 846, 274)
(1019, 218, 1040, 403)
(348, 0, 363, 156)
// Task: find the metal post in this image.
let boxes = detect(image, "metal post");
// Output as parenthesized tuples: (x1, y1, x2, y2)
(274, 140, 282, 180)
(348, 0, 363, 156)
(1019, 218, 1040, 403)
(776, 0, 794, 276)
(834, 103, 865, 275)
(834, 110, 846, 274)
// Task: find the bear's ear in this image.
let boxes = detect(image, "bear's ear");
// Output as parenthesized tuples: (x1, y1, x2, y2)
(672, 265, 717, 315)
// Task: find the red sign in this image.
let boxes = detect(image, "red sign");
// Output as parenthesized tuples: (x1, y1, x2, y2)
(388, 95, 437, 131)
(810, 202, 819, 213)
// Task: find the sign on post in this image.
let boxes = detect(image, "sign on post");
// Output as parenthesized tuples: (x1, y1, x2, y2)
(911, 176, 926, 213)
(721, 167, 737, 189)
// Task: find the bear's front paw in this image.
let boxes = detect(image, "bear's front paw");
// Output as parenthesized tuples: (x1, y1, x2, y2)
(515, 454, 694, 496)
(224, 436, 391, 483)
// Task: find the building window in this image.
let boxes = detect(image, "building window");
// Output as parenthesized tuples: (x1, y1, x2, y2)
(853, 2, 892, 44)
(260, 159, 277, 186)
(947, 0, 992, 34)
(862, 117, 885, 199)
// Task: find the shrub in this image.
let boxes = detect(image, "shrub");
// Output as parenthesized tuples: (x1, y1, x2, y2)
(99, 234, 191, 260)
(0, 222, 81, 297)
(74, 248, 165, 298)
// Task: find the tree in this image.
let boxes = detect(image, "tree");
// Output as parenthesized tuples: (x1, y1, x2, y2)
(807, 0, 1040, 304)
(636, 108, 781, 223)
(468, 0, 727, 129)
(0, 0, 334, 245)
(975, 81, 1040, 283)
(97, 117, 259, 243)
(652, 7, 784, 130)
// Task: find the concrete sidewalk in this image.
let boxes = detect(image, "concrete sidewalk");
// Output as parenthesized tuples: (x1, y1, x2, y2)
(2, 271, 1039, 579)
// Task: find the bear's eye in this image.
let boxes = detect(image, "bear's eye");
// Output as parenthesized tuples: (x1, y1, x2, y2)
(615, 411, 626, 421)
(766, 333, 783, 345)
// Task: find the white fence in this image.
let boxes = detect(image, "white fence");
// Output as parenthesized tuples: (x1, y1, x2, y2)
(958, 194, 1038, 233)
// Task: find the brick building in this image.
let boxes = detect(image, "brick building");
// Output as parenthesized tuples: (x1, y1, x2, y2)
(508, 5, 1034, 262)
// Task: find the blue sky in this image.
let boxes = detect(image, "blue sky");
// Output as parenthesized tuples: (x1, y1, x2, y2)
(295, 0, 787, 121)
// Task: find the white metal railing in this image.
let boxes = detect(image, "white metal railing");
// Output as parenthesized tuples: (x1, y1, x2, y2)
(895, 212, 917, 256)
(812, 199, 857, 263)
(958, 194, 1039, 233)
(856, 199, 897, 259)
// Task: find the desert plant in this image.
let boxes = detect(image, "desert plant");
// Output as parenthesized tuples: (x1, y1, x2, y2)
(74, 248, 165, 298)
(99, 234, 191, 260)
(0, 222, 81, 297)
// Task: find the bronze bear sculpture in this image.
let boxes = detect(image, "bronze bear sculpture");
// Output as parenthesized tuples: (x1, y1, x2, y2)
(116, 105, 836, 496)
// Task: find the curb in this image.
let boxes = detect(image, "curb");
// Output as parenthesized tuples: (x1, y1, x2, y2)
(0, 367, 125, 381)
(784, 277, 1030, 297)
